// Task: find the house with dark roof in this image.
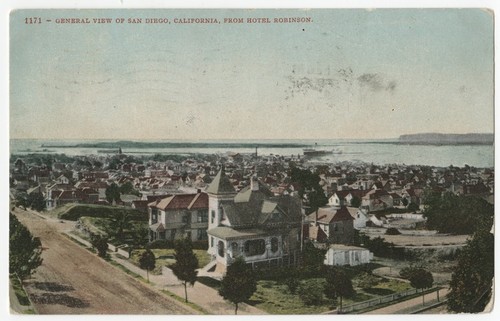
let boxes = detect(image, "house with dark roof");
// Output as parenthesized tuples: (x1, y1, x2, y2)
(206, 169, 302, 272)
(306, 206, 354, 244)
(148, 192, 209, 242)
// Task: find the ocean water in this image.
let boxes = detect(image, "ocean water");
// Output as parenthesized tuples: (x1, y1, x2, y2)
(9, 139, 494, 168)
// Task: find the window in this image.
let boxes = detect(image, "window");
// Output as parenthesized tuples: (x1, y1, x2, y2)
(197, 229, 207, 240)
(182, 213, 191, 224)
(231, 242, 240, 256)
(271, 237, 279, 253)
(244, 239, 266, 256)
(218, 240, 225, 257)
(211, 210, 215, 224)
(211, 236, 214, 247)
(198, 210, 208, 223)
(171, 229, 176, 240)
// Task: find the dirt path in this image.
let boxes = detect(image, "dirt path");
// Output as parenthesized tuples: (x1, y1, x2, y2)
(12, 208, 195, 314)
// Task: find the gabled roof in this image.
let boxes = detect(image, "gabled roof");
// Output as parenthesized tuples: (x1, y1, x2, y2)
(205, 169, 236, 195)
(152, 193, 208, 211)
(307, 206, 354, 224)
(309, 226, 328, 242)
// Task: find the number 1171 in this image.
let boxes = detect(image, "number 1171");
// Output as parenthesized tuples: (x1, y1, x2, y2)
(25, 17, 41, 24)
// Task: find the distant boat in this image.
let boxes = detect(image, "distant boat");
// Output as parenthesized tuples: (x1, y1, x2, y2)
(303, 146, 342, 157)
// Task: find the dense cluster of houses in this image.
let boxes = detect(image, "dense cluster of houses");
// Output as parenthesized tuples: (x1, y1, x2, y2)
(10, 151, 494, 270)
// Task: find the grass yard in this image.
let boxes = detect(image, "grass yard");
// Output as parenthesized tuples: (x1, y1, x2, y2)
(249, 275, 412, 314)
(130, 249, 211, 275)
(10, 274, 31, 306)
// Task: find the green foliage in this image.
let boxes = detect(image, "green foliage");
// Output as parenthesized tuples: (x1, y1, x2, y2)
(350, 196, 362, 208)
(171, 239, 199, 302)
(301, 241, 327, 271)
(362, 236, 394, 257)
(385, 227, 401, 235)
(447, 229, 494, 313)
(324, 267, 355, 312)
(131, 225, 149, 247)
(283, 270, 300, 294)
(408, 268, 433, 290)
(15, 192, 47, 211)
(139, 249, 156, 282)
(407, 202, 419, 213)
(102, 211, 132, 243)
(423, 192, 493, 234)
(298, 282, 324, 305)
(90, 234, 109, 258)
(356, 272, 380, 289)
(105, 183, 121, 204)
(290, 167, 327, 211)
(9, 213, 43, 279)
(219, 257, 257, 314)
(56, 204, 144, 221)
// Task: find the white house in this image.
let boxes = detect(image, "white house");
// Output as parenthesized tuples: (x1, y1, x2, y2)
(324, 244, 373, 266)
(206, 169, 302, 273)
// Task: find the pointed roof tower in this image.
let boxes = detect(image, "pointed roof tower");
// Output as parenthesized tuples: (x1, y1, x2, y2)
(206, 166, 236, 195)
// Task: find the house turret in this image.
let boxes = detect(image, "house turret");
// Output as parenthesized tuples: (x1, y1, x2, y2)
(206, 167, 236, 229)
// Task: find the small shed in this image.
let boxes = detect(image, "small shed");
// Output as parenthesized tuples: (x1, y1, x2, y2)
(324, 244, 373, 266)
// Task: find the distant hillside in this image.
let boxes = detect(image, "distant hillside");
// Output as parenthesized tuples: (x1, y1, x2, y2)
(399, 133, 494, 145)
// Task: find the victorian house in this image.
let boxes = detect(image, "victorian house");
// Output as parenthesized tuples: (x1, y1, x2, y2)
(206, 169, 302, 273)
(148, 191, 209, 242)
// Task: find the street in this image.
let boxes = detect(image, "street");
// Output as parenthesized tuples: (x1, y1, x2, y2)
(12, 208, 195, 314)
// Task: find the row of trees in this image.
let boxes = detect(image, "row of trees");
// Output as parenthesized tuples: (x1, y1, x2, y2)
(423, 191, 493, 235)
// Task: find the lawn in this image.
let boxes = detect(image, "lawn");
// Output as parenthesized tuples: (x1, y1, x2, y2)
(130, 249, 211, 275)
(10, 274, 31, 306)
(249, 275, 412, 314)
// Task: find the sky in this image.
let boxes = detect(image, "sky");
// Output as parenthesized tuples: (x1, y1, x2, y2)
(9, 8, 494, 140)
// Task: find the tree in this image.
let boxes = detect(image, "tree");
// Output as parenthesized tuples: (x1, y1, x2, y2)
(324, 267, 355, 313)
(90, 234, 109, 258)
(104, 211, 132, 243)
(408, 268, 433, 305)
(350, 196, 362, 208)
(290, 167, 327, 211)
(298, 282, 324, 305)
(105, 183, 121, 204)
(285, 277, 300, 294)
(139, 249, 156, 282)
(219, 257, 257, 315)
(447, 228, 494, 313)
(28, 192, 46, 212)
(423, 192, 493, 235)
(301, 241, 327, 272)
(9, 213, 43, 279)
(171, 239, 198, 303)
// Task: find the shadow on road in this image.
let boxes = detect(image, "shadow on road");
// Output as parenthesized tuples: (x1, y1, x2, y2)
(32, 282, 75, 293)
(30, 293, 90, 308)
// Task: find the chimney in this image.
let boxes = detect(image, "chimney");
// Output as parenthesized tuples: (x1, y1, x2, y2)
(197, 189, 201, 194)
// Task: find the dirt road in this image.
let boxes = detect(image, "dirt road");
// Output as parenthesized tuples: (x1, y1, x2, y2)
(13, 209, 194, 314)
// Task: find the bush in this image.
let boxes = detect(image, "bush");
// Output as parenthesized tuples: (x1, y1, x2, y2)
(147, 239, 174, 249)
(298, 282, 324, 305)
(385, 227, 401, 235)
(58, 204, 145, 221)
(191, 240, 208, 250)
(91, 235, 109, 258)
(284, 276, 300, 294)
